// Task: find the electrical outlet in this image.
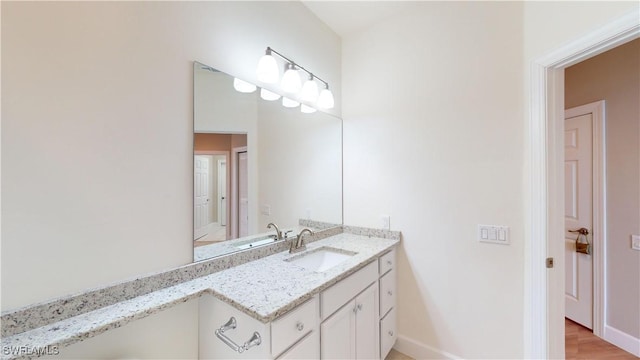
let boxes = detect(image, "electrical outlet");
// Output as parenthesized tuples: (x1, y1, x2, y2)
(632, 235, 640, 251)
(478, 225, 510, 245)
(261, 205, 271, 216)
(381, 215, 390, 230)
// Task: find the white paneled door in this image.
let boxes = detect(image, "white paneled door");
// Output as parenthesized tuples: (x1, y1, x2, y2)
(194, 155, 210, 240)
(217, 159, 227, 226)
(564, 112, 593, 329)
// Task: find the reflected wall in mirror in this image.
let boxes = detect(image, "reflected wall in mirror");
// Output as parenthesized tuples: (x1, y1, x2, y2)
(193, 61, 342, 262)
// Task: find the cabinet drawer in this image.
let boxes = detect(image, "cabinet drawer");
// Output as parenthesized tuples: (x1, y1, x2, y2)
(321, 261, 377, 320)
(271, 296, 318, 357)
(379, 269, 396, 317)
(380, 308, 397, 359)
(379, 249, 395, 275)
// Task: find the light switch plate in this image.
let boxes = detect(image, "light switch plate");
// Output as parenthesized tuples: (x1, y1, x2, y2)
(632, 235, 640, 251)
(261, 204, 271, 216)
(478, 225, 510, 245)
(381, 215, 390, 230)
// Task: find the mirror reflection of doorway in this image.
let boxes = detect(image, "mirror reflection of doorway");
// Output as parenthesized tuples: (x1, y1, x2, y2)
(194, 133, 247, 246)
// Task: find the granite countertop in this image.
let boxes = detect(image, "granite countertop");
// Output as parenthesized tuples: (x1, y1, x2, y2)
(0, 232, 398, 360)
(202, 232, 399, 322)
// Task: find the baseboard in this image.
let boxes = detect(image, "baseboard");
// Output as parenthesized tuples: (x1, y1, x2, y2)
(603, 325, 640, 357)
(394, 335, 460, 359)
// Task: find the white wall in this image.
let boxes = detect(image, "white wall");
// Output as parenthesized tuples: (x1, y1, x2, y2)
(343, 1, 639, 358)
(2, 1, 340, 356)
(343, 2, 525, 358)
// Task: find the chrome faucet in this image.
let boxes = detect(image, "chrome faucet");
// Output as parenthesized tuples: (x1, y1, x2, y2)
(290, 228, 314, 253)
(267, 223, 283, 240)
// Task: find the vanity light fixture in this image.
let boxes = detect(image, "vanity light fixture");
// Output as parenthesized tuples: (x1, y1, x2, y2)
(233, 78, 257, 93)
(300, 74, 319, 103)
(260, 88, 281, 101)
(256, 48, 279, 84)
(256, 47, 335, 110)
(317, 84, 335, 109)
(281, 63, 302, 93)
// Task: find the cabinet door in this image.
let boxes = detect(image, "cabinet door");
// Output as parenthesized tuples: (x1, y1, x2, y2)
(356, 283, 379, 360)
(321, 301, 356, 359)
(278, 331, 319, 360)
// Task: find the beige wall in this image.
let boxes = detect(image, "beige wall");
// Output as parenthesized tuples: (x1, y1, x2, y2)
(1, 1, 340, 357)
(565, 39, 640, 339)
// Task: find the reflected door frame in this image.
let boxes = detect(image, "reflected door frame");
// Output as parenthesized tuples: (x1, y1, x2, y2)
(195, 150, 230, 240)
(231, 146, 248, 239)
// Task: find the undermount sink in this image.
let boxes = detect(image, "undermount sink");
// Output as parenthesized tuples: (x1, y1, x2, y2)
(234, 235, 277, 250)
(286, 247, 357, 272)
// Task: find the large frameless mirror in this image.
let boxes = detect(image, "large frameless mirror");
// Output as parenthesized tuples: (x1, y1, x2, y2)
(193, 62, 342, 261)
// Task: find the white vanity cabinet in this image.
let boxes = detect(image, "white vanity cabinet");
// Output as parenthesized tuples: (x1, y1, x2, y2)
(379, 249, 397, 358)
(199, 295, 319, 359)
(199, 246, 398, 360)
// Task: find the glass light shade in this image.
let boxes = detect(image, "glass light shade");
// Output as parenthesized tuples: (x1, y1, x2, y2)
(256, 54, 279, 84)
(300, 79, 319, 102)
(301, 104, 317, 114)
(260, 88, 281, 101)
(282, 97, 300, 108)
(281, 66, 301, 93)
(233, 78, 257, 93)
(317, 88, 335, 109)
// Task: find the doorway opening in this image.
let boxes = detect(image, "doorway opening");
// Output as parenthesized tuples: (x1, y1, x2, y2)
(527, 9, 639, 359)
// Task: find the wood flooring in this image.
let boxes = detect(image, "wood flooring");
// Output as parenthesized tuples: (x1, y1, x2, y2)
(565, 318, 638, 359)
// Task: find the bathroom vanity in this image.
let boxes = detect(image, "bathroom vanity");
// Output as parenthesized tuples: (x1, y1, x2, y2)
(0, 227, 398, 360)
(199, 235, 397, 359)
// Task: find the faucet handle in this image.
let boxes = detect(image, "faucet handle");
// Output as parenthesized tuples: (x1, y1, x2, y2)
(284, 230, 293, 239)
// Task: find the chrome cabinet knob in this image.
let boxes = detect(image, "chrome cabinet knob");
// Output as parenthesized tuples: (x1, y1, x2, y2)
(387, 290, 393, 296)
(389, 330, 394, 336)
(387, 260, 392, 266)
(357, 304, 363, 311)
(296, 322, 304, 331)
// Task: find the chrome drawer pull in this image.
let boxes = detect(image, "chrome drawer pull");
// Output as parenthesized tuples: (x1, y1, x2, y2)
(214, 317, 262, 353)
(296, 322, 304, 331)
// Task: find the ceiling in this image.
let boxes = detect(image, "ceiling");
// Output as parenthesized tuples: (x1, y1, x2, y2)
(301, 1, 416, 37)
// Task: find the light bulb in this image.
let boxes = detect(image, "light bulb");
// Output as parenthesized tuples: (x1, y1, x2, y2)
(281, 63, 301, 93)
(233, 78, 257, 93)
(300, 76, 319, 103)
(301, 104, 317, 114)
(282, 97, 300, 108)
(260, 88, 280, 101)
(317, 87, 335, 109)
(256, 50, 279, 84)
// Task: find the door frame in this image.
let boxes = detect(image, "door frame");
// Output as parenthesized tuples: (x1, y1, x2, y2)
(217, 159, 227, 226)
(564, 100, 606, 336)
(526, 10, 639, 358)
(195, 150, 230, 238)
(230, 146, 247, 239)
